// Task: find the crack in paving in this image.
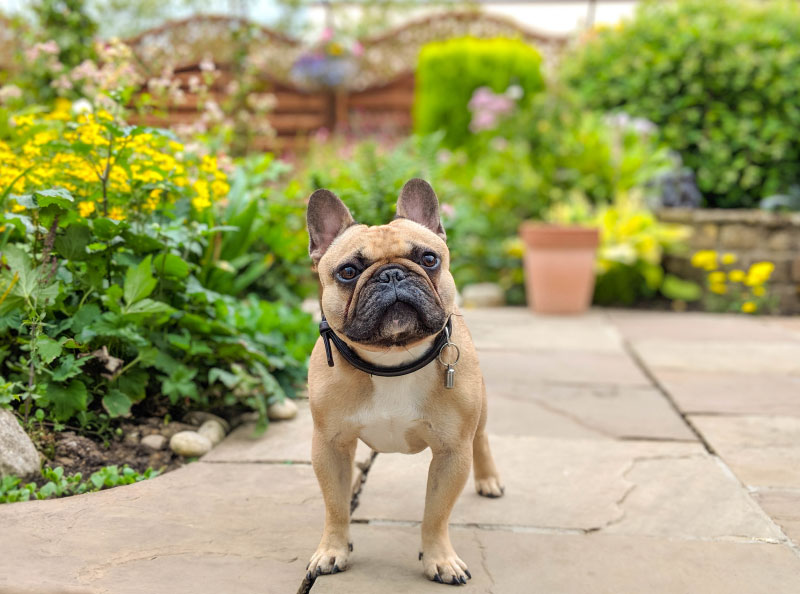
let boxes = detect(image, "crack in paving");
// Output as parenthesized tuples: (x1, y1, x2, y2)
(620, 335, 800, 561)
(472, 530, 496, 593)
(621, 339, 716, 454)
(296, 450, 380, 594)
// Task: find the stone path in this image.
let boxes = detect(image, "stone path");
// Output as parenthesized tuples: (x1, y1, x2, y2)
(2, 309, 800, 594)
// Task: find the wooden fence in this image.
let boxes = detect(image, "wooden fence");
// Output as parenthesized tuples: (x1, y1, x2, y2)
(1, 11, 567, 152)
(125, 11, 567, 153)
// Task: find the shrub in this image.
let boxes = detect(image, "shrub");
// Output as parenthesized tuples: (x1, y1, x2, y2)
(0, 104, 315, 434)
(564, 0, 800, 208)
(414, 37, 545, 147)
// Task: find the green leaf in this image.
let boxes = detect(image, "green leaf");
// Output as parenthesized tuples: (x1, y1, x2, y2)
(54, 224, 91, 261)
(661, 274, 703, 302)
(123, 256, 157, 305)
(91, 217, 123, 241)
(160, 367, 198, 403)
(103, 389, 133, 417)
(50, 355, 89, 382)
(46, 380, 88, 421)
(121, 298, 173, 316)
(208, 367, 240, 388)
(37, 336, 62, 364)
(34, 188, 74, 209)
(117, 369, 149, 403)
(152, 253, 190, 279)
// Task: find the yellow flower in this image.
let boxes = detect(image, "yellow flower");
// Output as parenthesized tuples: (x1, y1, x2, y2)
(745, 261, 775, 286)
(721, 252, 737, 265)
(108, 206, 125, 221)
(144, 189, 162, 212)
(741, 301, 757, 314)
(691, 250, 717, 271)
(211, 179, 229, 197)
(753, 286, 766, 297)
(192, 195, 211, 210)
(78, 201, 96, 217)
(708, 271, 726, 284)
(10, 202, 25, 213)
(728, 269, 746, 283)
(710, 283, 727, 295)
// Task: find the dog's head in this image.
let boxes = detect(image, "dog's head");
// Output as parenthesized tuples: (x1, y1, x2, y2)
(307, 179, 455, 350)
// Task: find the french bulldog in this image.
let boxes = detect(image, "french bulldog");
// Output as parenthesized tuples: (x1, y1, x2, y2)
(305, 178, 504, 586)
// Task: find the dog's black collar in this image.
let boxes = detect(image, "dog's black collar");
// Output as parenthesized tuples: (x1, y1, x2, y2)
(318, 315, 452, 377)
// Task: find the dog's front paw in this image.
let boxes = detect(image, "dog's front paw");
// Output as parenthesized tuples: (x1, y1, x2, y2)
(421, 547, 471, 585)
(475, 475, 505, 498)
(307, 543, 350, 578)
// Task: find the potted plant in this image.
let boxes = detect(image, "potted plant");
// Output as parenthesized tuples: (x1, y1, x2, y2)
(519, 194, 600, 314)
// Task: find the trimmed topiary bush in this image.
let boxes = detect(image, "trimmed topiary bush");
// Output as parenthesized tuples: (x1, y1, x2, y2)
(414, 36, 545, 147)
(564, 0, 800, 208)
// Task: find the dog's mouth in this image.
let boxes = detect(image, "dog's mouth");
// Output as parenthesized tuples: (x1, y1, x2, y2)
(343, 267, 446, 347)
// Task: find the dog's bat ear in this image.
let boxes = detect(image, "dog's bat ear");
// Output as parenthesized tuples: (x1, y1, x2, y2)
(396, 178, 446, 241)
(307, 189, 355, 264)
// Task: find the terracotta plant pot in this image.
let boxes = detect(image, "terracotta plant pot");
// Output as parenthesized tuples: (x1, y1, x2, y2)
(519, 222, 600, 315)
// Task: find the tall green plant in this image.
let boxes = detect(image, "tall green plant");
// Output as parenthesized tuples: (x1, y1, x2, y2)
(564, 0, 800, 208)
(414, 37, 545, 147)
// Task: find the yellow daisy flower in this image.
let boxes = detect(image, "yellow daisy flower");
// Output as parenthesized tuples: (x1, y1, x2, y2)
(728, 269, 745, 283)
(78, 201, 96, 217)
(108, 206, 125, 221)
(721, 252, 737, 265)
(741, 301, 757, 314)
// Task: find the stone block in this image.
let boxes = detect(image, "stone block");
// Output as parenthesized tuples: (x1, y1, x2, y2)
(689, 223, 719, 249)
(719, 224, 763, 250)
(766, 230, 796, 251)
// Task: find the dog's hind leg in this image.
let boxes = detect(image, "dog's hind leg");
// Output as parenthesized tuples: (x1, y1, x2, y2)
(472, 384, 504, 498)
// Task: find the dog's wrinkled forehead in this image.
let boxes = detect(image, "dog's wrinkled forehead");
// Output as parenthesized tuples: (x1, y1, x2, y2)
(325, 219, 445, 269)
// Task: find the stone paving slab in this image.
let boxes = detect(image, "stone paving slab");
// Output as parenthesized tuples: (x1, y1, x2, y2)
(690, 415, 800, 489)
(0, 462, 323, 594)
(353, 435, 779, 539)
(463, 308, 624, 353)
(487, 384, 695, 441)
(654, 369, 800, 416)
(631, 339, 800, 374)
(314, 525, 800, 594)
(608, 310, 798, 343)
(479, 350, 651, 391)
(204, 400, 372, 464)
(754, 490, 800, 545)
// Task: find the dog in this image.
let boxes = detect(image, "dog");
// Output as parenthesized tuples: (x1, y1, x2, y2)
(305, 178, 504, 585)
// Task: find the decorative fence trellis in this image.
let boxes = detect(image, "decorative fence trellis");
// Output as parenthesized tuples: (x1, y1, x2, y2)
(124, 11, 567, 152)
(0, 11, 567, 152)
(0, 16, 20, 80)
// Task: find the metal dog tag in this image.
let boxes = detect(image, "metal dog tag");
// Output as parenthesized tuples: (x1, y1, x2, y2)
(438, 326, 460, 390)
(445, 365, 455, 389)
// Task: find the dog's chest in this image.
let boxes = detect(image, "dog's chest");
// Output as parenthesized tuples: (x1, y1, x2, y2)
(352, 374, 429, 454)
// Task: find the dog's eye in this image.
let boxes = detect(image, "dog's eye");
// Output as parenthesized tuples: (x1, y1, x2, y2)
(337, 265, 358, 282)
(421, 253, 439, 268)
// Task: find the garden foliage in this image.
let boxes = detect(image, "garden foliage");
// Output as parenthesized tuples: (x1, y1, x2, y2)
(414, 37, 545, 147)
(0, 104, 315, 433)
(564, 0, 800, 208)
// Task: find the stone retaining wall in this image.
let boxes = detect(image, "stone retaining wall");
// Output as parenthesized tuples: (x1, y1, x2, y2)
(657, 209, 800, 314)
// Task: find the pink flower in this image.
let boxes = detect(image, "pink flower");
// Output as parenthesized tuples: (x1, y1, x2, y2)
(351, 41, 364, 57)
(441, 203, 455, 217)
(319, 27, 334, 42)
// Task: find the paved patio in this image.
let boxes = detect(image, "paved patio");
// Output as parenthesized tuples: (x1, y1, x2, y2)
(1, 308, 799, 594)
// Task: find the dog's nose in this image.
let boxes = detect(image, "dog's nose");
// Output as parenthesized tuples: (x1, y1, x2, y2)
(377, 266, 406, 284)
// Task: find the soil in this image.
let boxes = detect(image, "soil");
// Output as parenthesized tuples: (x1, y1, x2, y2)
(36, 417, 200, 484)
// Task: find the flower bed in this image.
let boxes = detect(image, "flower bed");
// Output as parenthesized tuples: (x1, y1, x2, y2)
(658, 208, 800, 313)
